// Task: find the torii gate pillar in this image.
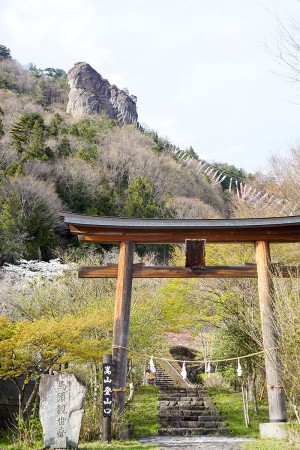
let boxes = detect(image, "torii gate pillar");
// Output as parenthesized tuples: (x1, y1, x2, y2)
(112, 241, 134, 415)
(255, 241, 286, 437)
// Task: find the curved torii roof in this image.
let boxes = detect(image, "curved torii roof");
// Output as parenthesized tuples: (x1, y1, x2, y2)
(64, 214, 300, 244)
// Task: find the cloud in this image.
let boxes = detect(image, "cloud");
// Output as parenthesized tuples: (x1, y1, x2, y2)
(2, 0, 300, 171)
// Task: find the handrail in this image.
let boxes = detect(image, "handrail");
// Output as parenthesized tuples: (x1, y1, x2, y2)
(161, 357, 192, 388)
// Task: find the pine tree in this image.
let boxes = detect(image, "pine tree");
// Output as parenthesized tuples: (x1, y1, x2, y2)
(0, 45, 11, 60)
(10, 113, 53, 160)
(125, 176, 160, 218)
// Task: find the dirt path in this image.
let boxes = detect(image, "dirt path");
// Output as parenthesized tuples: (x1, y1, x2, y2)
(140, 436, 255, 449)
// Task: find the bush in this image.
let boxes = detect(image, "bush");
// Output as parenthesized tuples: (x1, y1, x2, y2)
(197, 372, 230, 388)
(12, 401, 43, 450)
(284, 422, 300, 446)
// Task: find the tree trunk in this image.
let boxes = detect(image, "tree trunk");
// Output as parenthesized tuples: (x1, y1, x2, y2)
(24, 378, 40, 417)
(242, 383, 250, 427)
(13, 378, 25, 422)
(251, 370, 259, 415)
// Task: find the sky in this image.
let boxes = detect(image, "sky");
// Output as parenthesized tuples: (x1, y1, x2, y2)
(1, 0, 300, 173)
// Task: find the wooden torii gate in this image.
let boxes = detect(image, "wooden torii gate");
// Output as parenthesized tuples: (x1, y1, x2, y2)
(64, 214, 300, 435)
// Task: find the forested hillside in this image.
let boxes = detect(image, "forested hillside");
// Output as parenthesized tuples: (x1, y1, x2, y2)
(0, 51, 233, 263)
(1, 48, 300, 266)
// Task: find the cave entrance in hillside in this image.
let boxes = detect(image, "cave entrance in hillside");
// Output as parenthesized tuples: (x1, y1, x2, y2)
(64, 214, 300, 436)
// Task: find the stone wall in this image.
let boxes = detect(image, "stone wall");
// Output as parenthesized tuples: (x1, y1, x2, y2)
(0, 379, 34, 429)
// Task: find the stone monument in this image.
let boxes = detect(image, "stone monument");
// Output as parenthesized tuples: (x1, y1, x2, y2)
(39, 373, 87, 449)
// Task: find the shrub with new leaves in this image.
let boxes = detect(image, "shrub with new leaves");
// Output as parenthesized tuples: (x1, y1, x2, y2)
(0, 312, 109, 420)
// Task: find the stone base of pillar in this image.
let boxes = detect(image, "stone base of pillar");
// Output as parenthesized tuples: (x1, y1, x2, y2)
(260, 422, 287, 439)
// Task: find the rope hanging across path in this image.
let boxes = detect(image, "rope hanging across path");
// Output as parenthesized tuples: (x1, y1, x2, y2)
(112, 345, 276, 364)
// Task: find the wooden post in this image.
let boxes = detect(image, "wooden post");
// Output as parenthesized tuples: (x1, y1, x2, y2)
(185, 239, 206, 269)
(112, 241, 134, 415)
(255, 241, 286, 423)
(102, 354, 112, 443)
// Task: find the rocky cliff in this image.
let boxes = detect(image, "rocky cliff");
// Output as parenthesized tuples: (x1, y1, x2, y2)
(66, 62, 138, 125)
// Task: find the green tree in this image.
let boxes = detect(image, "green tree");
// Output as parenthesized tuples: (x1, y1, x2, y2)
(27, 120, 45, 159)
(69, 115, 116, 143)
(0, 44, 11, 60)
(183, 146, 199, 160)
(11, 113, 44, 152)
(43, 67, 66, 79)
(143, 128, 176, 154)
(210, 162, 252, 191)
(211, 322, 261, 415)
(28, 63, 43, 77)
(10, 113, 53, 161)
(125, 176, 160, 218)
(56, 136, 72, 158)
(48, 112, 63, 137)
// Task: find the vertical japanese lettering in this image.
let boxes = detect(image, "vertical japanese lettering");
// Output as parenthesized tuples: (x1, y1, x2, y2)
(103, 363, 113, 417)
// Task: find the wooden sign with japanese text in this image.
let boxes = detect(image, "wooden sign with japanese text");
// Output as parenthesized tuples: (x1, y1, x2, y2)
(103, 362, 113, 417)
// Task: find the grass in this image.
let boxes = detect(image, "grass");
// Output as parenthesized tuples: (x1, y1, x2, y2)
(242, 439, 299, 449)
(207, 386, 269, 438)
(0, 438, 158, 450)
(0, 436, 44, 450)
(208, 387, 300, 449)
(122, 385, 160, 439)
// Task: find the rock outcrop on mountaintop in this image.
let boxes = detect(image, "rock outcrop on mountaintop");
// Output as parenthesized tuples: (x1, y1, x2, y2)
(66, 62, 138, 125)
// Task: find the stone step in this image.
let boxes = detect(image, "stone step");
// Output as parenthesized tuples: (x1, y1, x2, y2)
(159, 400, 207, 406)
(159, 405, 208, 411)
(159, 419, 227, 428)
(159, 395, 206, 400)
(158, 427, 229, 436)
(159, 414, 222, 421)
(159, 399, 205, 405)
(160, 387, 206, 390)
(159, 413, 224, 419)
(159, 409, 209, 416)
(159, 401, 207, 405)
(159, 390, 207, 397)
(159, 392, 207, 397)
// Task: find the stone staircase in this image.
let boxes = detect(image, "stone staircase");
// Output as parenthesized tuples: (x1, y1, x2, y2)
(156, 365, 228, 436)
(154, 364, 174, 387)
